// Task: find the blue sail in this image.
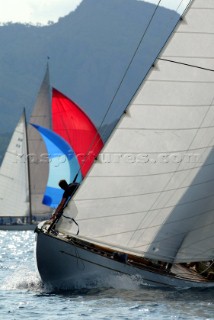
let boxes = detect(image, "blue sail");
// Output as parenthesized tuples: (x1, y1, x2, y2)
(31, 124, 82, 208)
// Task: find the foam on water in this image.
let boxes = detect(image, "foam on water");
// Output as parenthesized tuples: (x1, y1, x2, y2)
(41, 272, 151, 294)
(1, 267, 43, 291)
(1, 231, 214, 320)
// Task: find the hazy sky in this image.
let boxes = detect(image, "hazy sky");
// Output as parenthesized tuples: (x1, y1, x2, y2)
(0, 0, 190, 25)
(0, 0, 83, 24)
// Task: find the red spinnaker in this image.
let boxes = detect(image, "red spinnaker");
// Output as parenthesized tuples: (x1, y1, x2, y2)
(52, 88, 104, 177)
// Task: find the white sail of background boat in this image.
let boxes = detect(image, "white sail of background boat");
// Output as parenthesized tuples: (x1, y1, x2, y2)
(0, 64, 103, 229)
(0, 66, 52, 229)
(35, 0, 214, 289)
(27, 64, 52, 217)
(0, 110, 33, 229)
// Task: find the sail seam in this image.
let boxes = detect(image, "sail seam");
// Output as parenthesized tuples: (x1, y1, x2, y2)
(117, 126, 214, 131)
(0, 173, 14, 180)
(158, 58, 214, 73)
(75, 0, 172, 173)
(95, 222, 214, 251)
(76, 177, 214, 200)
(90, 162, 214, 177)
(147, 80, 214, 83)
(77, 205, 214, 224)
(97, 145, 214, 153)
(133, 223, 214, 252)
(133, 104, 212, 107)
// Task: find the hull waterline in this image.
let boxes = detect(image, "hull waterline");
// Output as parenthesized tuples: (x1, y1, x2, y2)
(35, 226, 214, 290)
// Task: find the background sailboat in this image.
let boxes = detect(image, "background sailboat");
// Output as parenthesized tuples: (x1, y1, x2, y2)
(33, 91, 104, 232)
(0, 63, 103, 229)
(0, 110, 33, 229)
(0, 66, 52, 229)
(35, 0, 214, 288)
(27, 64, 52, 217)
(36, 88, 104, 208)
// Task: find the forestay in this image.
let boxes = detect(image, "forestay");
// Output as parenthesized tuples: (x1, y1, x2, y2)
(68, 0, 214, 263)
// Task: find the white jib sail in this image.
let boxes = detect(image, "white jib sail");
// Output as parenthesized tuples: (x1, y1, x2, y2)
(67, 0, 214, 263)
(28, 64, 52, 215)
(0, 112, 29, 217)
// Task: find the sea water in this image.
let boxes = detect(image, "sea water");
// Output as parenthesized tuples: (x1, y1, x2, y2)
(0, 231, 213, 320)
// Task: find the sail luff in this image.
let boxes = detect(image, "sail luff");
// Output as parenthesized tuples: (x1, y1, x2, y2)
(28, 64, 52, 216)
(67, 0, 214, 263)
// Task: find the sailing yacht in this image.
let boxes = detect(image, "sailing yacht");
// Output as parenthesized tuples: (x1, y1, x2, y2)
(0, 66, 52, 230)
(35, 0, 214, 288)
(0, 111, 35, 230)
(0, 64, 103, 229)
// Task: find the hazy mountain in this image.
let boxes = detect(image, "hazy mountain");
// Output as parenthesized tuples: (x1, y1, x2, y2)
(0, 0, 179, 151)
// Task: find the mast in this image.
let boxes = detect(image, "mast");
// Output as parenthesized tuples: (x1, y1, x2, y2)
(24, 108, 32, 224)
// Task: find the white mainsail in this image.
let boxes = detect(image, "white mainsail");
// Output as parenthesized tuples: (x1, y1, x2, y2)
(0, 112, 29, 218)
(28, 64, 52, 215)
(68, 0, 214, 263)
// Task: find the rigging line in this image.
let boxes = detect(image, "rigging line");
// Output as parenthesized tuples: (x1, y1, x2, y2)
(77, 200, 214, 225)
(75, 0, 191, 180)
(139, 215, 214, 240)
(159, 58, 214, 73)
(97, 0, 189, 142)
(199, 261, 214, 275)
(133, 221, 214, 252)
(134, 104, 214, 246)
(78, 206, 214, 232)
(151, 111, 214, 256)
(178, 0, 192, 14)
(177, 233, 214, 252)
(175, 238, 214, 262)
(78, 174, 214, 200)
(170, 98, 214, 259)
(74, 0, 164, 177)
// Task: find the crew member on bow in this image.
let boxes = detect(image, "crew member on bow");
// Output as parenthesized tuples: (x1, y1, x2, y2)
(48, 179, 80, 232)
